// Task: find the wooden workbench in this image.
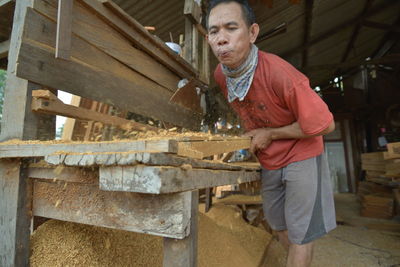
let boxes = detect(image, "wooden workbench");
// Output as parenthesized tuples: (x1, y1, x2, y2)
(0, 139, 261, 266)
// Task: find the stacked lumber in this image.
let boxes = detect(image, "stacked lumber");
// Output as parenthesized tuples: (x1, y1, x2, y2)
(360, 193, 394, 219)
(361, 148, 400, 186)
(359, 144, 400, 219)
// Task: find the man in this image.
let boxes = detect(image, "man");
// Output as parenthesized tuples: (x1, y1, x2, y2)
(206, 1, 336, 266)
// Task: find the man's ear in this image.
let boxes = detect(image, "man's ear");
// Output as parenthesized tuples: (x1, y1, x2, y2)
(249, 23, 260, 44)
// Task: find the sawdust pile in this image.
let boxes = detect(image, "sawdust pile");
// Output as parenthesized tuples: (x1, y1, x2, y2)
(30, 204, 271, 267)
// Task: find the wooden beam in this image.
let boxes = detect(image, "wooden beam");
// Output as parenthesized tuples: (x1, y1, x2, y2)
(86, 0, 198, 79)
(281, 0, 394, 58)
(164, 190, 198, 267)
(0, 0, 52, 265)
(340, 0, 374, 66)
(184, 0, 201, 25)
(31, 90, 160, 132)
(0, 139, 178, 158)
(256, 22, 287, 43)
(303, 53, 400, 72)
(363, 20, 400, 33)
(44, 151, 261, 171)
(177, 138, 251, 159)
(55, 0, 73, 59)
(0, 39, 9, 59)
(99, 165, 260, 194)
(32, 180, 193, 239)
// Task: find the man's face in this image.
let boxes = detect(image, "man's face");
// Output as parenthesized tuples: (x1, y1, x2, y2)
(207, 2, 259, 69)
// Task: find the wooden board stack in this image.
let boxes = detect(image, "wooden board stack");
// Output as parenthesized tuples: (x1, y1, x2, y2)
(360, 193, 394, 219)
(359, 142, 400, 219)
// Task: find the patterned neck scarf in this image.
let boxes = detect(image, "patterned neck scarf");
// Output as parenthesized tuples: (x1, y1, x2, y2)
(222, 44, 259, 103)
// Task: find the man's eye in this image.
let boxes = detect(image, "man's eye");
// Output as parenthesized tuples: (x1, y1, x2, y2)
(228, 27, 237, 31)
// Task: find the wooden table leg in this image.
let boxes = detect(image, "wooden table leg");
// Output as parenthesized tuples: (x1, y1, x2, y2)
(163, 190, 198, 267)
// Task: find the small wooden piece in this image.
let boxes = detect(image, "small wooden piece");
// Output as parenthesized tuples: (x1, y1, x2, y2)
(170, 79, 202, 113)
(184, 0, 201, 25)
(55, 0, 73, 59)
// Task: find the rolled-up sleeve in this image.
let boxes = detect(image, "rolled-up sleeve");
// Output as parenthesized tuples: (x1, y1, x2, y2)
(284, 79, 333, 135)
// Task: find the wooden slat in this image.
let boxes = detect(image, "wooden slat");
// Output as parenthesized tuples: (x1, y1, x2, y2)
(33, 0, 180, 92)
(99, 165, 260, 194)
(83, 0, 197, 79)
(0, 39, 9, 59)
(16, 35, 201, 129)
(177, 138, 251, 159)
(32, 180, 192, 239)
(44, 151, 261, 171)
(31, 92, 160, 132)
(0, 139, 178, 158)
(55, 0, 73, 59)
(28, 165, 98, 184)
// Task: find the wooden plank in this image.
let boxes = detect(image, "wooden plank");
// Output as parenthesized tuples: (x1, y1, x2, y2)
(164, 190, 198, 267)
(0, 0, 14, 43)
(28, 165, 98, 184)
(83, 0, 197, 79)
(0, 139, 178, 158)
(177, 138, 251, 159)
(33, 0, 180, 92)
(0, 39, 9, 59)
(31, 92, 160, 132)
(388, 142, 400, 155)
(99, 165, 260, 194)
(44, 151, 261, 171)
(32, 180, 192, 239)
(55, 0, 73, 59)
(16, 36, 201, 129)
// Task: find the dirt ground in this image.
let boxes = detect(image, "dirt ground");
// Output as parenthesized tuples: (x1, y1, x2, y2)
(264, 193, 400, 267)
(30, 193, 400, 267)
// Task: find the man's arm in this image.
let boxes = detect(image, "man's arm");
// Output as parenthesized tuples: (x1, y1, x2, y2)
(244, 120, 335, 153)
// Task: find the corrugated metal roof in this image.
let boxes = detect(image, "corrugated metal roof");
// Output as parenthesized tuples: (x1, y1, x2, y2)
(112, 0, 400, 87)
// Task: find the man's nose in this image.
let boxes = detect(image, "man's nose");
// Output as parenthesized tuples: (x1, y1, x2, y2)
(216, 32, 228, 46)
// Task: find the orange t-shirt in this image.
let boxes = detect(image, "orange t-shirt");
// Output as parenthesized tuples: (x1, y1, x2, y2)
(214, 51, 333, 170)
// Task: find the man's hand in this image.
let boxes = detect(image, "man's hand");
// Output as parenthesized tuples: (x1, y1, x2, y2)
(243, 128, 274, 153)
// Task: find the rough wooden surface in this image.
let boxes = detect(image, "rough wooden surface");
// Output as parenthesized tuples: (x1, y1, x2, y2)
(100, 165, 260, 194)
(164, 190, 198, 267)
(0, 139, 178, 158)
(28, 165, 98, 184)
(17, 7, 201, 129)
(45, 151, 260, 171)
(177, 138, 251, 159)
(55, 0, 73, 59)
(33, 0, 181, 92)
(33, 180, 192, 239)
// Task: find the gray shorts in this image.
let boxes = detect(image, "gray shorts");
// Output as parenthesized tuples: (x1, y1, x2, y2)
(261, 153, 336, 245)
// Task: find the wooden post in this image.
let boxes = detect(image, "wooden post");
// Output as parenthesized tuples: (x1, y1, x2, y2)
(163, 190, 198, 267)
(55, 0, 73, 59)
(0, 0, 55, 266)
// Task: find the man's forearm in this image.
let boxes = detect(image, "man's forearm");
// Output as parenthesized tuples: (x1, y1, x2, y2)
(270, 121, 334, 141)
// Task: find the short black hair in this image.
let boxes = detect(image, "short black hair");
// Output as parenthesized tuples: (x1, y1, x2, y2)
(206, 0, 256, 29)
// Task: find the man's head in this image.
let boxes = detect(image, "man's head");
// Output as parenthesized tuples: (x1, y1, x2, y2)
(207, 0, 259, 69)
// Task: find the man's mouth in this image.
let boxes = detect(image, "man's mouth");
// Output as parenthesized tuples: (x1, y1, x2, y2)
(218, 51, 231, 58)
